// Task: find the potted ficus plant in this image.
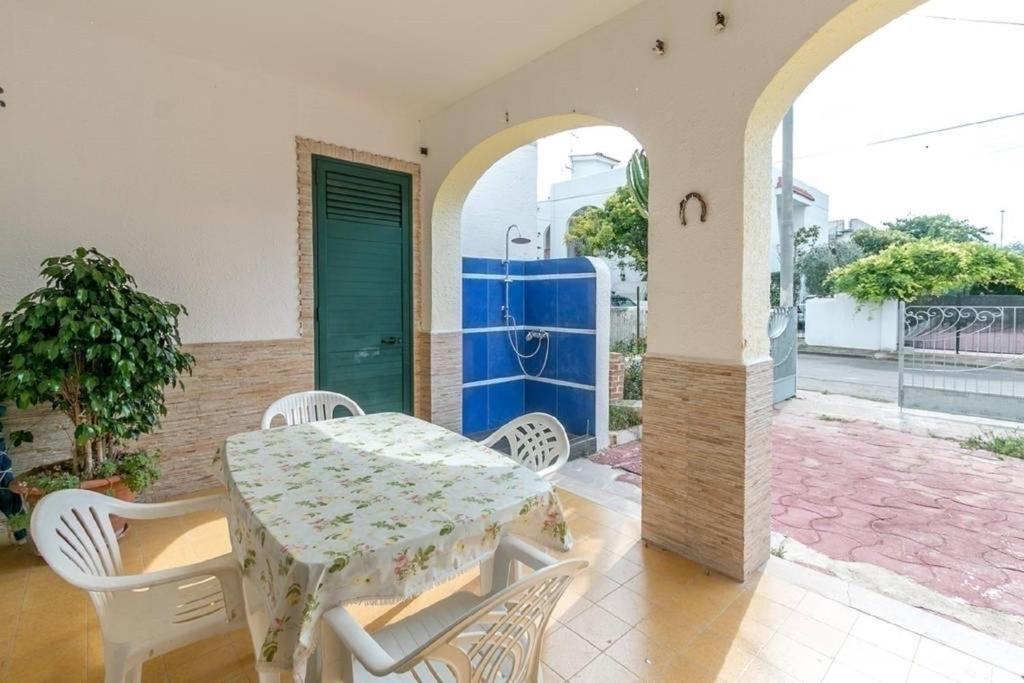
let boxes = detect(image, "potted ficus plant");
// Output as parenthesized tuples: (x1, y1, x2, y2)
(0, 248, 194, 534)
(1, 403, 29, 543)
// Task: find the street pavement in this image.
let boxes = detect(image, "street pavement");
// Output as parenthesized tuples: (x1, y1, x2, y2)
(797, 352, 1024, 403)
(798, 353, 899, 402)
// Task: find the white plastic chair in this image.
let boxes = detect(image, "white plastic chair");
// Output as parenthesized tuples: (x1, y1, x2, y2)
(482, 413, 571, 478)
(261, 390, 365, 429)
(322, 536, 587, 682)
(30, 489, 246, 683)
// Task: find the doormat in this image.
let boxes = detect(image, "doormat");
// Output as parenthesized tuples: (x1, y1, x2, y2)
(591, 442, 642, 477)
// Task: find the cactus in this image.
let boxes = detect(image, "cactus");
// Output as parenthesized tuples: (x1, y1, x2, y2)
(626, 149, 649, 218)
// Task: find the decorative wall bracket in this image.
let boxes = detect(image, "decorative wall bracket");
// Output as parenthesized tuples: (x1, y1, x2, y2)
(679, 192, 708, 226)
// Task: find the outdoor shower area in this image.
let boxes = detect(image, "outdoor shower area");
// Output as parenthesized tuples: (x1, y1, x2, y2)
(461, 256, 609, 454)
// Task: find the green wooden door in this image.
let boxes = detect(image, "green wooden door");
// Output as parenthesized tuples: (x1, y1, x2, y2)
(313, 156, 412, 415)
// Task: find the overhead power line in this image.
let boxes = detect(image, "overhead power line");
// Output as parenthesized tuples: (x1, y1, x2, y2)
(910, 14, 1024, 28)
(868, 112, 1024, 146)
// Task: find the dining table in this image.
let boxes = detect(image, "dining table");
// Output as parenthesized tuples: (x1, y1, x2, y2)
(221, 411, 574, 682)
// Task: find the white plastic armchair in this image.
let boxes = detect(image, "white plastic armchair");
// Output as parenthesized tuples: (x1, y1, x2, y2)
(261, 390, 365, 429)
(322, 536, 587, 683)
(482, 412, 571, 478)
(31, 489, 246, 683)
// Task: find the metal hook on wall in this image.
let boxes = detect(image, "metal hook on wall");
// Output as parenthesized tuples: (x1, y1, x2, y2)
(679, 192, 708, 226)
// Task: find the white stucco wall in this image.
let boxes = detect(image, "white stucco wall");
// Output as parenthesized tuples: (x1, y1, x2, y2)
(0, 7, 420, 344)
(461, 144, 539, 260)
(805, 295, 900, 352)
(422, 0, 921, 363)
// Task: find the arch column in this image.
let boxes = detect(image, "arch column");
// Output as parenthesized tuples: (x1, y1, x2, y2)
(639, 131, 773, 581)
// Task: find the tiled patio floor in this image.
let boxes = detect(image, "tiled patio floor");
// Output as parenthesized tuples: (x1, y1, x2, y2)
(1, 488, 1019, 682)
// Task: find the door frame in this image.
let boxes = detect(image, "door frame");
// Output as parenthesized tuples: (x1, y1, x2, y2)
(311, 154, 414, 414)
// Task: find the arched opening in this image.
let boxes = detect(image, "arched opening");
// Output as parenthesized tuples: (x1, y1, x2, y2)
(748, 0, 1024, 636)
(431, 118, 647, 493)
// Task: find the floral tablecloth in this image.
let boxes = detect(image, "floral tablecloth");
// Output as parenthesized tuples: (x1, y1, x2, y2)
(222, 412, 573, 681)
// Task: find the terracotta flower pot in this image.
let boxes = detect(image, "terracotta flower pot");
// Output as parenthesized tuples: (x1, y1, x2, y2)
(13, 474, 135, 539)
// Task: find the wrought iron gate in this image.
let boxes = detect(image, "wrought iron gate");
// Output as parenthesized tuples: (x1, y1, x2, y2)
(770, 306, 798, 404)
(898, 301, 1024, 422)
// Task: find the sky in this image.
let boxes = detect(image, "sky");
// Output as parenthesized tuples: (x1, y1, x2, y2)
(537, 0, 1024, 245)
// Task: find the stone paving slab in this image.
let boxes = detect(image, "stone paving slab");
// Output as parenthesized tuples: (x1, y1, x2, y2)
(772, 411, 1024, 617)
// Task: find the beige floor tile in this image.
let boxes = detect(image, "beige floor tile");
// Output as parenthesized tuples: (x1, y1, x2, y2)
(542, 662, 567, 682)
(795, 593, 858, 633)
(719, 595, 794, 631)
(597, 585, 657, 626)
(5, 632, 88, 683)
(599, 555, 644, 584)
(907, 664, 956, 683)
(834, 636, 913, 683)
(572, 568, 621, 602)
(566, 603, 632, 649)
(821, 661, 877, 682)
(141, 657, 169, 683)
(570, 652, 641, 682)
(633, 603, 713, 645)
(552, 589, 594, 624)
(914, 639, 993, 683)
(605, 628, 677, 675)
(776, 612, 848, 658)
(739, 656, 802, 683)
(760, 632, 833, 683)
(542, 622, 602, 679)
(751, 574, 808, 609)
(849, 613, 920, 661)
(708, 614, 778, 653)
(681, 630, 759, 682)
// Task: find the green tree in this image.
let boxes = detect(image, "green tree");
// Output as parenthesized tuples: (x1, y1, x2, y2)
(0, 248, 194, 477)
(826, 240, 1024, 303)
(1007, 242, 1024, 255)
(850, 227, 912, 256)
(884, 214, 990, 243)
(566, 186, 648, 276)
(798, 241, 864, 296)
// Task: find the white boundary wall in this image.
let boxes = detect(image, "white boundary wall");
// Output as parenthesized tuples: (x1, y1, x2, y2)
(805, 295, 899, 352)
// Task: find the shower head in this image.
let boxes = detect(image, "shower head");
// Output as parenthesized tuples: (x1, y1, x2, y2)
(504, 224, 531, 262)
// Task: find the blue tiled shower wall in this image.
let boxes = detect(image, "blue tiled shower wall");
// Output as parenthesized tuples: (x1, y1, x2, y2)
(462, 257, 597, 437)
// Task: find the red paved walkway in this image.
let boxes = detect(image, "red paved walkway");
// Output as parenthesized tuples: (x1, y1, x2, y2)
(773, 412, 1024, 617)
(591, 413, 1024, 617)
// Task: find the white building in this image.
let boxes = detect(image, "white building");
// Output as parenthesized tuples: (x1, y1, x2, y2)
(537, 153, 645, 299)
(460, 144, 539, 261)
(768, 172, 832, 272)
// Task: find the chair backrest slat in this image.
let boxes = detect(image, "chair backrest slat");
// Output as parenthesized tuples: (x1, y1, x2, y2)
(482, 413, 570, 478)
(261, 391, 365, 429)
(32, 490, 142, 614)
(398, 559, 586, 682)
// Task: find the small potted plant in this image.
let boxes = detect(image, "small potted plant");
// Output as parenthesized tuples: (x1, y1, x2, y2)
(0, 248, 194, 533)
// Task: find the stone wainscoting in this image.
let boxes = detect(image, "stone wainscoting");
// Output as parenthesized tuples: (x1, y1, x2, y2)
(641, 354, 773, 581)
(5, 331, 462, 500)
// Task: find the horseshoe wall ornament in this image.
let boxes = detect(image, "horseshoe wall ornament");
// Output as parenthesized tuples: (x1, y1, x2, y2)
(679, 192, 708, 226)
